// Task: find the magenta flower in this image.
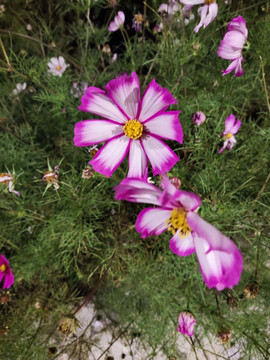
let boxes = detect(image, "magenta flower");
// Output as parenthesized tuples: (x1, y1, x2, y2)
(217, 15, 248, 77)
(178, 312, 196, 337)
(114, 176, 243, 291)
(74, 72, 183, 178)
(219, 114, 241, 154)
(192, 111, 206, 126)
(180, 0, 218, 33)
(108, 11, 125, 32)
(48, 56, 69, 77)
(0, 255, 14, 289)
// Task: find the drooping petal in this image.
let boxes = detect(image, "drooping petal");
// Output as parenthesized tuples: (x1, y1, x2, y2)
(222, 59, 238, 76)
(90, 135, 130, 177)
(138, 79, 177, 122)
(74, 120, 123, 146)
(224, 114, 236, 133)
(228, 15, 248, 39)
(170, 231, 195, 257)
(187, 212, 243, 290)
(234, 57, 244, 77)
(141, 135, 179, 176)
(135, 207, 171, 238)
(127, 140, 148, 179)
(194, 5, 208, 33)
(143, 111, 183, 144)
(105, 72, 140, 119)
(202, 3, 218, 29)
(114, 178, 162, 205)
(79, 87, 128, 123)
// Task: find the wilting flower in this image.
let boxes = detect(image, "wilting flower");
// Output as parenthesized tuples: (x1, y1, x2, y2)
(70, 82, 88, 98)
(244, 281, 260, 299)
(159, 0, 180, 16)
(170, 176, 181, 189)
(180, 0, 218, 33)
(177, 312, 196, 337)
(57, 317, 76, 336)
(89, 144, 99, 158)
(0, 173, 20, 196)
(114, 176, 243, 290)
(219, 114, 241, 154)
(74, 72, 183, 178)
(132, 13, 144, 32)
(217, 328, 232, 343)
(0, 255, 14, 290)
(12, 83, 27, 95)
(217, 15, 248, 77)
(108, 11, 125, 32)
(48, 56, 69, 77)
(43, 164, 60, 191)
(82, 165, 95, 179)
(192, 111, 206, 126)
(153, 23, 163, 34)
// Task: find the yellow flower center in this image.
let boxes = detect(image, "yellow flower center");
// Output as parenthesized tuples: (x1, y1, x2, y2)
(123, 119, 143, 140)
(205, 0, 215, 4)
(0, 264, 6, 272)
(167, 208, 191, 237)
(56, 65, 62, 70)
(225, 133, 232, 139)
(135, 14, 143, 24)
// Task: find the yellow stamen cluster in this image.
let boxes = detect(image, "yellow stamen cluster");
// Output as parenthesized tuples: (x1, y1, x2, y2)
(0, 264, 6, 272)
(123, 119, 143, 140)
(0, 173, 12, 184)
(135, 14, 143, 24)
(205, 0, 216, 4)
(225, 133, 232, 139)
(167, 208, 191, 237)
(56, 65, 62, 70)
(44, 171, 57, 183)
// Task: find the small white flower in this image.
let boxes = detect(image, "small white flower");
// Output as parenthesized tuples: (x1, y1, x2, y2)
(112, 53, 118, 62)
(12, 83, 27, 96)
(48, 56, 69, 77)
(26, 24, 32, 31)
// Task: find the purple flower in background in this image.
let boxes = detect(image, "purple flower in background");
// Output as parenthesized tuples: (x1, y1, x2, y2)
(108, 11, 125, 32)
(114, 176, 243, 291)
(48, 57, 69, 77)
(219, 114, 241, 154)
(74, 72, 183, 178)
(159, 0, 180, 15)
(132, 13, 144, 32)
(70, 82, 88, 98)
(178, 312, 197, 337)
(180, 0, 218, 33)
(0, 255, 14, 290)
(192, 111, 206, 126)
(217, 15, 248, 77)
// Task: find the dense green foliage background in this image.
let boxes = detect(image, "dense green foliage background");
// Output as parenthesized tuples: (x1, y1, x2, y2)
(0, 0, 270, 358)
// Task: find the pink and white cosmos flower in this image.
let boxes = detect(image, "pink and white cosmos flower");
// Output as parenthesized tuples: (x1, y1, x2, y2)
(178, 312, 196, 337)
(48, 56, 69, 77)
(217, 15, 248, 77)
(108, 11, 125, 32)
(74, 72, 183, 178)
(114, 176, 243, 291)
(0, 255, 14, 289)
(159, 0, 180, 16)
(180, 0, 218, 33)
(219, 114, 241, 154)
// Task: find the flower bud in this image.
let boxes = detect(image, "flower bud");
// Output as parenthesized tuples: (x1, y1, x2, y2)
(192, 111, 206, 126)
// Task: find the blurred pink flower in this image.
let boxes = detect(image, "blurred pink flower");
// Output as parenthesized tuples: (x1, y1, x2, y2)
(48, 56, 69, 77)
(75, 72, 183, 178)
(159, 0, 180, 15)
(219, 114, 241, 154)
(108, 11, 125, 32)
(0, 255, 14, 290)
(180, 0, 218, 32)
(70, 82, 88, 98)
(217, 15, 248, 77)
(192, 111, 206, 125)
(0, 173, 20, 196)
(132, 13, 144, 32)
(114, 175, 243, 291)
(178, 312, 196, 337)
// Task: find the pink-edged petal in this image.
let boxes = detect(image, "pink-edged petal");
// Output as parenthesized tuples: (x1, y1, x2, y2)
(143, 111, 183, 144)
(224, 114, 236, 133)
(135, 207, 171, 238)
(234, 57, 244, 77)
(180, 0, 204, 4)
(117, 11, 125, 24)
(178, 312, 197, 337)
(74, 119, 123, 147)
(90, 135, 130, 177)
(3, 269, 14, 289)
(194, 5, 208, 33)
(170, 231, 195, 257)
(217, 42, 240, 60)
(127, 140, 148, 179)
(203, 3, 218, 29)
(187, 212, 243, 290)
(173, 190, 202, 211)
(228, 15, 248, 38)
(223, 31, 246, 50)
(105, 72, 140, 119)
(138, 79, 177, 122)
(230, 120, 241, 134)
(114, 178, 162, 205)
(79, 87, 127, 124)
(141, 135, 179, 176)
(222, 59, 238, 76)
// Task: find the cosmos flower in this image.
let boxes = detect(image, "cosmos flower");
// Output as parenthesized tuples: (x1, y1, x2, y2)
(74, 72, 183, 178)
(159, 0, 180, 16)
(108, 11, 125, 32)
(0, 173, 20, 196)
(114, 176, 243, 291)
(177, 312, 196, 337)
(132, 13, 144, 32)
(12, 82, 27, 95)
(218, 114, 241, 154)
(0, 255, 14, 290)
(48, 56, 69, 77)
(43, 164, 60, 191)
(70, 82, 88, 98)
(217, 15, 248, 77)
(192, 111, 206, 126)
(180, 0, 218, 33)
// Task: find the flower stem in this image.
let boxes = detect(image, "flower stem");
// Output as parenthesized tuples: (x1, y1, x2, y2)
(258, 54, 270, 113)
